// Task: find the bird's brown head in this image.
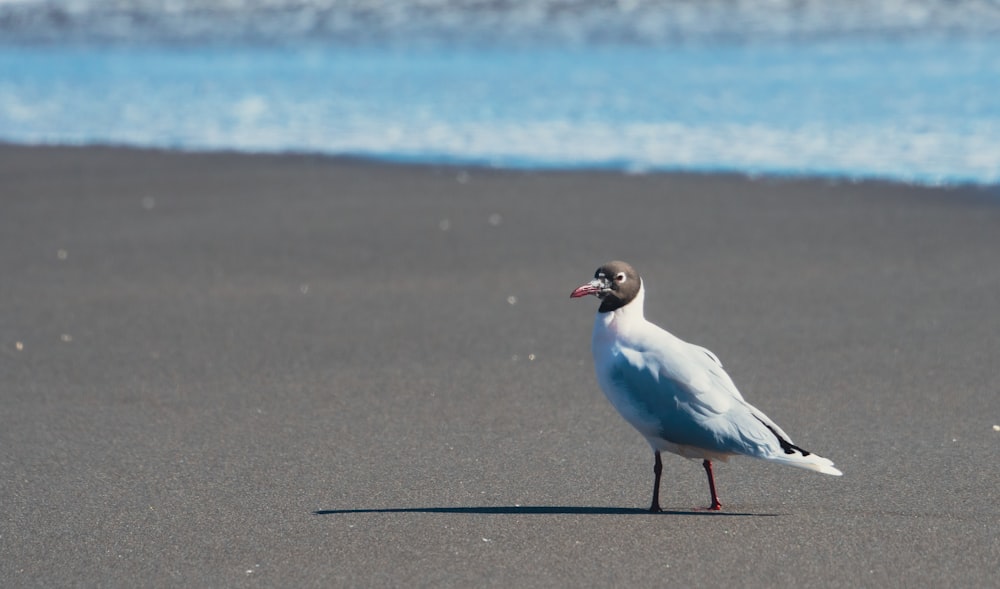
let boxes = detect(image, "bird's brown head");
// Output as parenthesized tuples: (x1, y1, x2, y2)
(570, 260, 641, 313)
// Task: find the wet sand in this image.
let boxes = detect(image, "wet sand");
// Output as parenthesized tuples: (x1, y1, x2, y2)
(2, 144, 998, 587)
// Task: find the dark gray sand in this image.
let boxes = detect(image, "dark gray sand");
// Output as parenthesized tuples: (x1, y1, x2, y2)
(2, 145, 998, 587)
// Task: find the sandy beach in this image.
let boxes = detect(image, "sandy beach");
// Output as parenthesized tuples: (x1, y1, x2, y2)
(2, 144, 998, 587)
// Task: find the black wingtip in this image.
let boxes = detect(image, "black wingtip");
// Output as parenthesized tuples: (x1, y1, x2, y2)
(754, 415, 811, 456)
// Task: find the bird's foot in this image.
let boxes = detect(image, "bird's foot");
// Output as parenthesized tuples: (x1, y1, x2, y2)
(693, 502, 722, 512)
(648, 503, 663, 513)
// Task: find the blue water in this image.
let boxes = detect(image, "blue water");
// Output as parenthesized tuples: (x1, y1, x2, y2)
(1, 1, 999, 186)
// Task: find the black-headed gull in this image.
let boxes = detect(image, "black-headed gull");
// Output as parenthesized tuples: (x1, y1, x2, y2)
(571, 261, 842, 512)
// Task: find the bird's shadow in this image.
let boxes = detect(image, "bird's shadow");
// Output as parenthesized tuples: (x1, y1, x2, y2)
(314, 505, 778, 517)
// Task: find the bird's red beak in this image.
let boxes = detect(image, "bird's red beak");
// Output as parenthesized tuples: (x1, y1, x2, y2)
(570, 279, 604, 299)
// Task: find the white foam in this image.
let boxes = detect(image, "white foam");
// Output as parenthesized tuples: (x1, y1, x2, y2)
(2, 0, 1000, 44)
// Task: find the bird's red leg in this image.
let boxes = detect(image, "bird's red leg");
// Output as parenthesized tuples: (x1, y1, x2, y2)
(649, 451, 663, 513)
(702, 459, 723, 511)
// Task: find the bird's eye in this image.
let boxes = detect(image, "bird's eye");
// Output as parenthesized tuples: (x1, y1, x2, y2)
(615, 272, 627, 283)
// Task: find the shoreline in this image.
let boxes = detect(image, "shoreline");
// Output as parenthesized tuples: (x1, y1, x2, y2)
(4, 141, 998, 192)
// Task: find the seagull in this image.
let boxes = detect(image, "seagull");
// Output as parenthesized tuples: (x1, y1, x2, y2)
(571, 261, 842, 512)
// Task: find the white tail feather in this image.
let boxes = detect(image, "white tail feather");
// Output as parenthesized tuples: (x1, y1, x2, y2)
(767, 452, 843, 476)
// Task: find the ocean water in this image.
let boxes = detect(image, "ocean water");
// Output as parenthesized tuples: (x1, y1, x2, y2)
(1, 0, 999, 186)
